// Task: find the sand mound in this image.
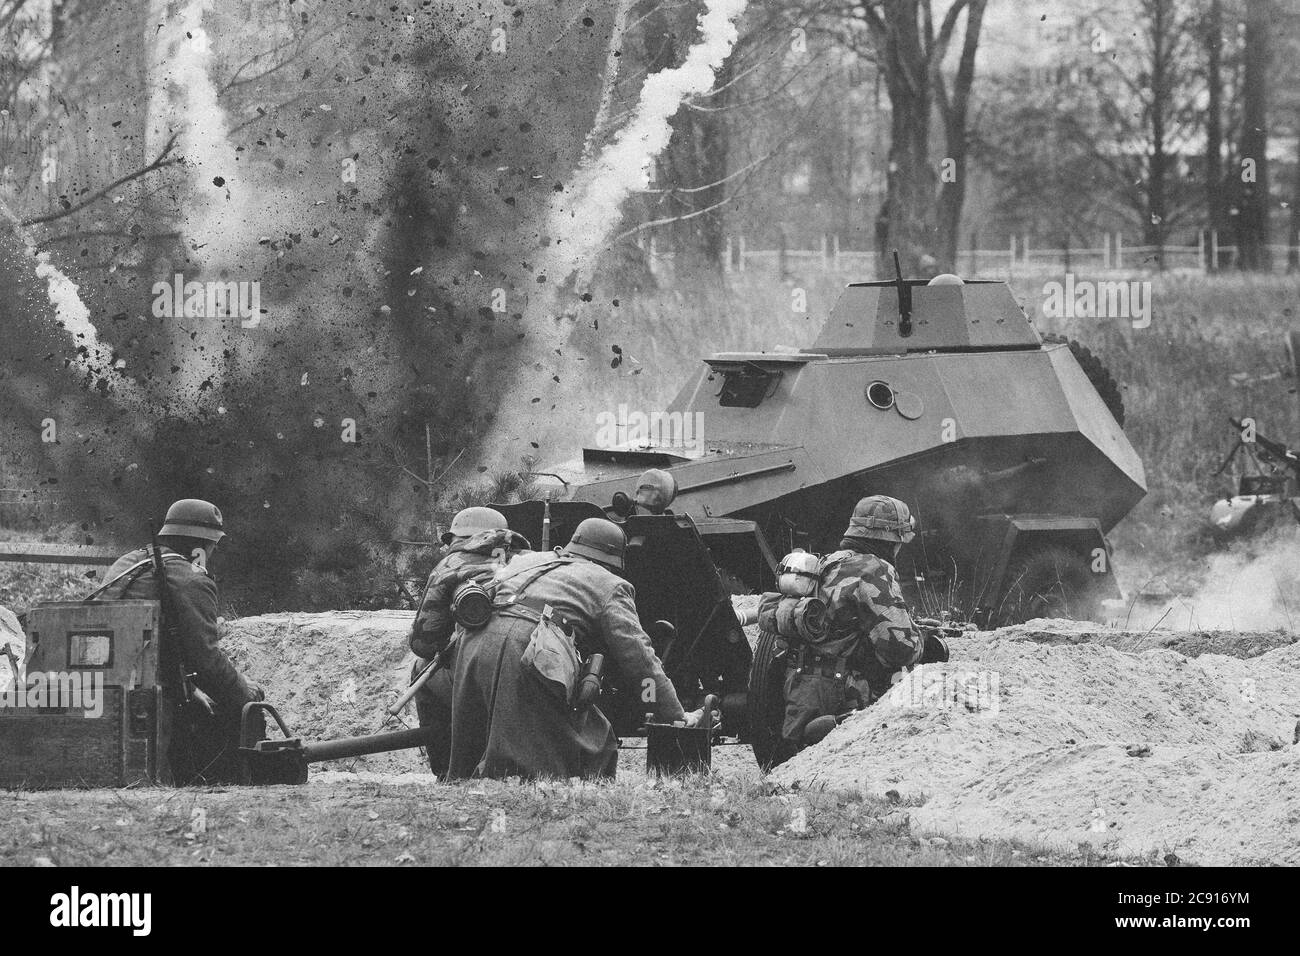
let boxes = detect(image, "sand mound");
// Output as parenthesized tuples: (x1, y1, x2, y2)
(222, 610, 427, 774)
(995, 617, 1297, 658)
(772, 622, 1300, 864)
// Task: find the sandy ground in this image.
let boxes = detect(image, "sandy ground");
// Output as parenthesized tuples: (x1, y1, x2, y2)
(772, 619, 1300, 865)
(186, 606, 1300, 864)
(221, 608, 765, 782)
(223, 610, 427, 774)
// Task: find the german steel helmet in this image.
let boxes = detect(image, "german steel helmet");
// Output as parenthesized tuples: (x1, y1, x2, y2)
(562, 517, 627, 570)
(842, 495, 916, 544)
(441, 506, 508, 545)
(159, 499, 226, 542)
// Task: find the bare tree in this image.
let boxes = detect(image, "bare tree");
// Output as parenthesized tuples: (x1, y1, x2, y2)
(776, 0, 987, 275)
(932, 0, 987, 273)
(1203, 0, 1227, 265)
(1048, 1, 1207, 267)
(1235, 0, 1271, 270)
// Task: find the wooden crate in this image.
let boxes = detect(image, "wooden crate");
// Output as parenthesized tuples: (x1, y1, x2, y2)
(0, 600, 174, 788)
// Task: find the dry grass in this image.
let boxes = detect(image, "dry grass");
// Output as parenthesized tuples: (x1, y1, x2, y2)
(0, 523, 104, 611)
(0, 772, 1165, 867)
(1030, 274, 1300, 594)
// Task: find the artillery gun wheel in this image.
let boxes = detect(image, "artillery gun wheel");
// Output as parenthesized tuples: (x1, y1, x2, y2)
(747, 629, 790, 770)
(995, 545, 1102, 626)
(1043, 334, 1124, 426)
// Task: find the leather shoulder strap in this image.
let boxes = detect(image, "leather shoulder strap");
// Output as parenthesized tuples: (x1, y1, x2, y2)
(491, 555, 571, 593)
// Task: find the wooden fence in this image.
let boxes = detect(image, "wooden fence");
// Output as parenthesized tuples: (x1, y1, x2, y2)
(629, 232, 1300, 277)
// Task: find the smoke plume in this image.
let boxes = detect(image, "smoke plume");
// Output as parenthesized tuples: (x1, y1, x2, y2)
(1125, 527, 1300, 631)
(543, 0, 748, 286)
(479, 0, 749, 472)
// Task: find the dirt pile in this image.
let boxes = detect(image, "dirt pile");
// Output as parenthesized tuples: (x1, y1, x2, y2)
(222, 610, 427, 775)
(996, 617, 1297, 658)
(772, 620, 1300, 864)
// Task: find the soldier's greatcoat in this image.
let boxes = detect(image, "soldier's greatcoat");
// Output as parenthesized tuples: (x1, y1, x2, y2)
(406, 528, 529, 775)
(442, 550, 686, 780)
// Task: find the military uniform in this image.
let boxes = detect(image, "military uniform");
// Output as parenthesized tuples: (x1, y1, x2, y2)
(781, 548, 922, 747)
(102, 547, 261, 784)
(407, 527, 529, 775)
(446, 549, 686, 780)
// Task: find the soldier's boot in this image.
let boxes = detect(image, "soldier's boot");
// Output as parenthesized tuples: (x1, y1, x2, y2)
(802, 714, 838, 747)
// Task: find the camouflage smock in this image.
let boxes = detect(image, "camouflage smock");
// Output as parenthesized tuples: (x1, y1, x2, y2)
(780, 548, 922, 750)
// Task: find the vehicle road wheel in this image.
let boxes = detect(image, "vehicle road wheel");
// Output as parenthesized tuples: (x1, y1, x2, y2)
(747, 628, 790, 770)
(1043, 334, 1124, 427)
(995, 545, 1102, 626)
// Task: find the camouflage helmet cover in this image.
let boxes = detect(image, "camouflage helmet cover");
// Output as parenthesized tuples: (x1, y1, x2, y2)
(442, 506, 508, 545)
(842, 495, 916, 544)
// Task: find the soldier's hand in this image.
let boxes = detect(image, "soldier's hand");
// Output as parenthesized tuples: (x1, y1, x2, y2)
(681, 705, 722, 729)
(191, 686, 216, 716)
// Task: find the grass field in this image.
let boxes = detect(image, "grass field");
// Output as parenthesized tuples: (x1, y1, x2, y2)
(0, 526, 105, 611)
(0, 771, 1165, 867)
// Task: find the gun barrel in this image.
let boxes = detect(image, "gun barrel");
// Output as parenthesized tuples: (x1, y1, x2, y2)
(303, 726, 436, 763)
(1231, 418, 1300, 470)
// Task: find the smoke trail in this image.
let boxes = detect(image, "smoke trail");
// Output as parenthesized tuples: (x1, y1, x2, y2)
(157, 0, 247, 269)
(542, 0, 748, 286)
(478, 0, 748, 473)
(32, 253, 112, 365)
(0, 199, 141, 403)
(145, 0, 257, 403)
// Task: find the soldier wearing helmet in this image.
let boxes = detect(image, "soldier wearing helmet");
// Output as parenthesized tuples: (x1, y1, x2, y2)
(97, 498, 262, 784)
(441, 516, 694, 779)
(779, 495, 924, 760)
(632, 468, 677, 515)
(407, 506, 532, 775)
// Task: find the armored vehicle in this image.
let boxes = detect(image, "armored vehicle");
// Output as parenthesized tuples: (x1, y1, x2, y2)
(546, 275, 1146, 627)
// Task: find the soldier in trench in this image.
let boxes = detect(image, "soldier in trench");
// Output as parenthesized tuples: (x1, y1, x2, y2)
(428, 517, 703, 779)
(99, 498, 263, 784)
(778, 495, 934, 761)
(407, 506, 532, 776)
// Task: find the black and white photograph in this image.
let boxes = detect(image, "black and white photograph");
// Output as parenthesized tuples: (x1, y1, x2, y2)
(0, 0, 1294, 907)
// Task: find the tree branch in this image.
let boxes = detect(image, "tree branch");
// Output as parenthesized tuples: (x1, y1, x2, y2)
(19, 133, 181, 226)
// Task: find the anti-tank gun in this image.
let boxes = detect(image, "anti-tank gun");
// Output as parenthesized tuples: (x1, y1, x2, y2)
(1207, 418, 1300, 539)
